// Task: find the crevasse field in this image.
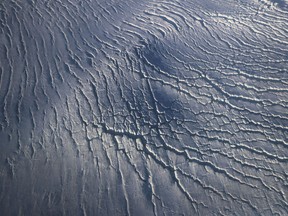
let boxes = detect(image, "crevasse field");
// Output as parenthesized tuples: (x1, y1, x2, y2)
(0, 0, 287, 215)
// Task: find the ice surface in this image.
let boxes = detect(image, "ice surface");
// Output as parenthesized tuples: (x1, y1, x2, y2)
(0, 0, 287, 215)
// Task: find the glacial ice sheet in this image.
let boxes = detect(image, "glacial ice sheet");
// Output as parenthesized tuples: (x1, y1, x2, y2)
(0, 0, 288, 215)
